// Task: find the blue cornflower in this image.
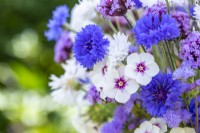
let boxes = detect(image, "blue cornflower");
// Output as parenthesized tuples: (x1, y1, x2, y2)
(73, 24, 109, 69)
(140, 73, 182, 117)
(45, 5, 69, 41)
(132, 0, 142, 8)
(189, 96, 200, 123)
(133, 14, 180, 49)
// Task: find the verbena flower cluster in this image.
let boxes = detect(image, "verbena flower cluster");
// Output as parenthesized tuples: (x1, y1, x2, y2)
(45, 1, 200, 133)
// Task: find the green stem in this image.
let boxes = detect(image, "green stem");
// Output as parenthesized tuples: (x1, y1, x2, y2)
(107, 20, 117, 33)
(63, 23, 77, 33)
(141, 45, 147, 53)
(165, 0, 170, 14)
(115, 17, 121, 31)
(165, 41, 176, 70)
(124, 15, 133, 28)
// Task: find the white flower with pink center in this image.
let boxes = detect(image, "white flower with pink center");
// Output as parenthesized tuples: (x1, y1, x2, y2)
(125, 53, 159, 85)
(102, 66, 139, 103)
(150, 118, 167, 133)
(91, 59, 109, 99)
(134, 121, 160, 133)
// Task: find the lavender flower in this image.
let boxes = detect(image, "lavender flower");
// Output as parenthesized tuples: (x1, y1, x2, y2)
(179, 32, 200, 69)
(54, 31, 72, 63)
(101, 120, 123, 133)
(144, 2, 167, 16)
(86, 86, 102, 104)
(173, 63, 195, 81)
(163, 110, 182, 128)
(45, 5, 69, 41)
(171, 11, 190, 38)
(97, 0, 133, 17)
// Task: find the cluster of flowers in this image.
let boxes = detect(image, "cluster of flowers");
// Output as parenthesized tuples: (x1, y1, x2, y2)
(45, 0, 200, 133)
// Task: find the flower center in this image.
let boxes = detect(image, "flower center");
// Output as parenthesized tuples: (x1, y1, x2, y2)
(153, 88, 168, 104)
(136, 62, 146, 73)
(115, 77, 126, 90)
(102, 65, 107, 76)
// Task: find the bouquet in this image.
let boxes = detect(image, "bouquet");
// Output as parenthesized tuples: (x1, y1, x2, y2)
(44, 0, 200, 133)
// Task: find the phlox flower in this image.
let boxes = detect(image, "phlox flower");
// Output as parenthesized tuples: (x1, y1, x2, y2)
(134, 121, 160, 133)
(103, 66, 139, 103)
(170, 127, 196, 133)
(150, 118, 167, 133)
(125, 53, 159, 85)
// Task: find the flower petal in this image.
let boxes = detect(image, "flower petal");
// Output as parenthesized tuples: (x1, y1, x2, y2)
(136, 73, 152, 85)
(115, 90, 130, 103)
(125, 79, 139, 94)
(139, 52, 154, 65)
(125, 65, 138, 79)
(145, 62, 159, 77)
(103, 85, 117, 98)
(127, 53, 140, 66)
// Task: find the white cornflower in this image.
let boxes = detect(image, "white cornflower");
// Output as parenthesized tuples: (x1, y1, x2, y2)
(70, 0, 98, 32)
(91, 59, 109, 99)
(108, 32, 131, 68)
(102, 66, 139, 103)
(135, 121, 160, 133)
(170, 127, 196, 133)
(150, 118, 167, 133)
(49, 58, 87, 106)
(125, 53, 159, 85)
(194, 4, 200, 22)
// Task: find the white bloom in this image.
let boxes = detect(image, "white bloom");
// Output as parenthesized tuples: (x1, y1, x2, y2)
(170, 127, 196, 133)
(70, 0, 98, 32)
(140, 0, 189, 7)
(91, 59, 109, 99)
(103, 66, 139, 103)
(108, 32, 131, 68)
(135, 121, 160, 133)
(125, 53, 159, 85)
(49, 58, 87, 106)
(194, 4, 200, 22)
(150, 118, 167, 133)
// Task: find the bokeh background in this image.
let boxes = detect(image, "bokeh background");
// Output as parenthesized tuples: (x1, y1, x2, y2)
(0, 0, 79, 132)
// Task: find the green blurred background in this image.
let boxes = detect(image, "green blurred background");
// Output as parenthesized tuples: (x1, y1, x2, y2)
(0, 0, 78, 132)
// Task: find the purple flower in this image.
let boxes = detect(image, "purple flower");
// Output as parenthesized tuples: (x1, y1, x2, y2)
(196, 79, 200, 86)
(45, 5, 69, 41)
(163, 109, 182, 128)
(54, 31, 72, 63)
(171, 11, 190, 38)
(133, 14, 180, 49)
(101, 120, 123, 133)
(140, 73, 183, 117)
(132, 0, 142, 8)
(144, 2, 167, 16)
(86, 86, 102, 104)
(173, 63, 195, 81)
(97, 0, 133, 17)
(179, 32, 200, 69)
(189, 96, 200, 123)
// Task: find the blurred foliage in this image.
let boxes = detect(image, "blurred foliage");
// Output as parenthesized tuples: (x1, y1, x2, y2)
(0, 0, 78, 132)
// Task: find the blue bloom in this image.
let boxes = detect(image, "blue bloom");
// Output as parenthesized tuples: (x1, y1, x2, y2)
(189, 96, 200, 123)
(132, 0, 142, 8)
(101, 120, 122, 133)
(133, 14, 180, 49)
(140, 73, 183, 117)
(73, 24, 109, 69)
(45, 5, 69, 41)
